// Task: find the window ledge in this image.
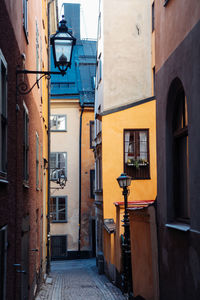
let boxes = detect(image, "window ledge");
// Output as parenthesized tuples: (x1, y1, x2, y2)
(165, 223, 190, 232)
(0, 178, 9, 184)
(51, 130, 67, 132)
(51, 221, 67, 223)
(23, 182, 30, 189)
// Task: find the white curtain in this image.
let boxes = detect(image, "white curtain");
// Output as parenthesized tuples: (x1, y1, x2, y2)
(139, 131, 147, 160)
(125, 131, 130, 163)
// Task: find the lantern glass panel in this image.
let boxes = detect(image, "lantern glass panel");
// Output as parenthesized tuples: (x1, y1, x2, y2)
(55, 39, 73, 65)
(117, 173, 131, 188)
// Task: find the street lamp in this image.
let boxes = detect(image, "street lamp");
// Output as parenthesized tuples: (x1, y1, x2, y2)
(16, 16, 76, 95)
(50, 15, 76, 73)
(116, 173, 134, 299)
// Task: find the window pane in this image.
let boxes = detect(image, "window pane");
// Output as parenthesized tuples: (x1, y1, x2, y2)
(174, 135, 190, 220)
(50, 197, 57, 221)
(139, 131, 147, 160)
(50, 153, 56, 169)
(90, 121, 95, 148)
(50, 116, 57, 131)
(57, 116, 66, 130)
(58, 153, 67, 176)
(58, 197, 66, 220)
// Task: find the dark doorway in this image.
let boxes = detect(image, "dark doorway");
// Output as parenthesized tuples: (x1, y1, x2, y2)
(51, 235, 67, 259)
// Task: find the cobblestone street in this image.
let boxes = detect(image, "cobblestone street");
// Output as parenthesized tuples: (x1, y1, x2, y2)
(36, 259, 126, 300)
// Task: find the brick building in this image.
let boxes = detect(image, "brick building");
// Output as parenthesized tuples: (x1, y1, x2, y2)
(0, 0, 54, 299)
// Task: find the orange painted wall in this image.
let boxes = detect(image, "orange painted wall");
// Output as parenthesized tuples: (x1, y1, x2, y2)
(81, 108, 95, 250)
(102, 100, 157, 266)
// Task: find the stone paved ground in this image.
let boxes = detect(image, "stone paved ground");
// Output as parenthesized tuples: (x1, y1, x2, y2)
(35, 258, 126, 300)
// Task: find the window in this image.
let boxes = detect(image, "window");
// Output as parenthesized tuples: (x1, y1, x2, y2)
(96, 155, 102, 191)
(90, 121, 95, 148)
(0, 225, 7, 300)
(50, 115, 67, 131)
(124, 129, 150, 179)
(0, 50, 7, 178)
(51, 235, 67, 258)
(23, 0, 28, 39)
(152, 2, 155, 32)
(36, 21, 40, 84)
(23, 103, 29, 182)
(96, 55, 102, 87)
(166, 78, 190, 224)
(36, 132, 39, 189)
(50, 152, 67, 181)
(90, 170, 95, 198)
(172, 86, 189, 222)
(50, 196, 67, 222)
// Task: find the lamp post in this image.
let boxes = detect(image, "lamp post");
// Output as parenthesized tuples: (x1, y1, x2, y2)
(117, 173, 134, 299)
(16, 15, 76, 95)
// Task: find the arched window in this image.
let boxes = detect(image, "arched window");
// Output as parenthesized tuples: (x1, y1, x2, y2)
(167, 78, 190, 223)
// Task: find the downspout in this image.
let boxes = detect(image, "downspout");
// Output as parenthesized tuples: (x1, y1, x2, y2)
(78, 105, 84, 253)
(46, 0, 55, 274)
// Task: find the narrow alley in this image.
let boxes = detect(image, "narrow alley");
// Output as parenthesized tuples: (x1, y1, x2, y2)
(36, 258, 125, 300)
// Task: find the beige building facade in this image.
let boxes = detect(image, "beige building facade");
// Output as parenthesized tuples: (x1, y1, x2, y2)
(50, 99, 80, 255)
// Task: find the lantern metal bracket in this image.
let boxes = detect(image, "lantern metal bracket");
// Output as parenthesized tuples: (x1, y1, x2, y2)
(16, 69, 67, 95)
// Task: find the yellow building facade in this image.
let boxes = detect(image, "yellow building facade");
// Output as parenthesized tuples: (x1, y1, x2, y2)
(94, 0, 157, 284)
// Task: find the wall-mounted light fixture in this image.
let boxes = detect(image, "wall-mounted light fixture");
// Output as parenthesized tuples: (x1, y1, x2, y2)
(16, 16, 76, 95)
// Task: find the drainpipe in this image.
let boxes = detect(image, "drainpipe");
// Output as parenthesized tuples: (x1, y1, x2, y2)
(78, 106, 84, 253)
(46, 0, 55, 274)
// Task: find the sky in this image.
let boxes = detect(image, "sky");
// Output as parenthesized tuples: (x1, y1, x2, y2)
(58, 0, 99, 39)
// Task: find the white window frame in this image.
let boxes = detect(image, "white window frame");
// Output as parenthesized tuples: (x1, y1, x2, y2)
(0, 49, 7, 178)
(50, 115, 67, 132)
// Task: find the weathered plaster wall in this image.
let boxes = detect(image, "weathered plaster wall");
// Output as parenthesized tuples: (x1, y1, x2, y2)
(81, 108, 95, 250)
(50, 101, 80, 251)
(103, 0, 152, 111)
(155, 0, 200, 71)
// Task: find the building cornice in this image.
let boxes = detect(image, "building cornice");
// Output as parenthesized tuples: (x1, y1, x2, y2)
(98, 96, 156, 118)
